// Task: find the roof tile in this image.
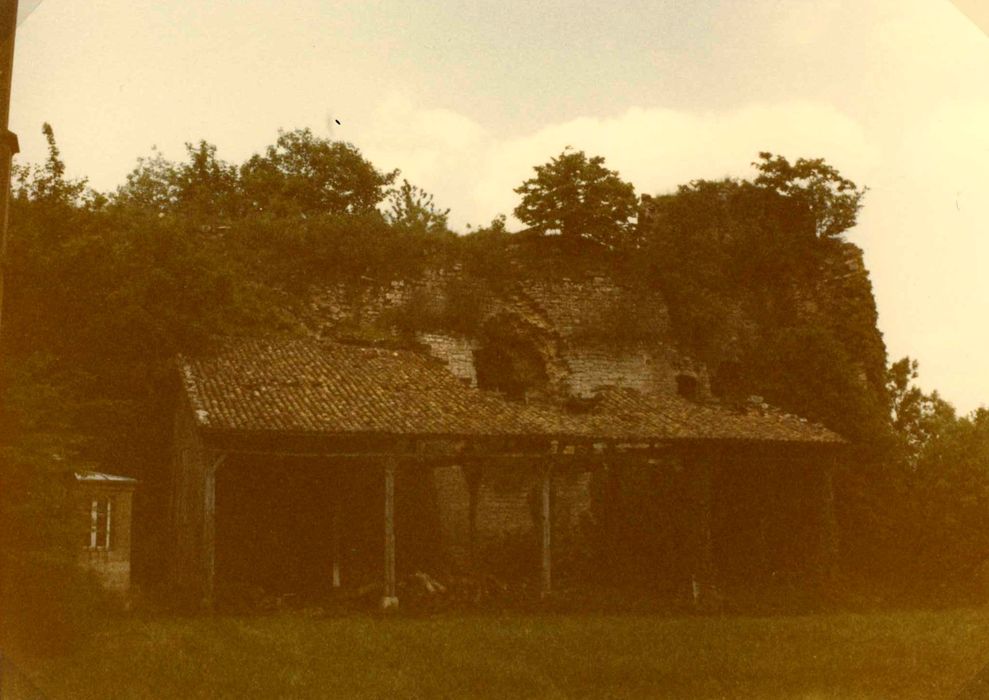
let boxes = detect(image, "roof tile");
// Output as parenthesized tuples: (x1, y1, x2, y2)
(178, 338, 844, 445)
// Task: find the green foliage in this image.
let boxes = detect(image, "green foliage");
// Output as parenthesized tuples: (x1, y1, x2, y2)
(513, 148, 637, 246)
(12, 123, 90, 206)
(635, 159, 884, 433)
(114, 129, 396, 223)
(113, 147, 179, 214)
(113, 141, 240, 221)
(742, 323, 887, 444)
(752, 152, 867, 240)
(854, 358, 989, 599)
(240, 128, 397, 218)
(907, 408, 989, 585)
(637, 178, 821, 363)
(385, 179, 452, 236)
(174, 141, 241, 219)
(380, 279, 489, 339)
(0, 355, 112, 655)
(4, 121, 987, 615)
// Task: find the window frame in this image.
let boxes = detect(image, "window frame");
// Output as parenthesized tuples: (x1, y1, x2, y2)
(87, 497, 113, 551)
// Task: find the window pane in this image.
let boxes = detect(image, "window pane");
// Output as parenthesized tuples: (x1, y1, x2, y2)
(89, 500, 98, 549)
(96, 499, 109, 548)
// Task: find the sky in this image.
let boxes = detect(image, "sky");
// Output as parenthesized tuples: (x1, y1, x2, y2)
(9, 0, 989, 413)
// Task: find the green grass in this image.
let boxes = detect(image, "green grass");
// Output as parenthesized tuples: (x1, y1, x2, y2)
(20, 608, 989, 699)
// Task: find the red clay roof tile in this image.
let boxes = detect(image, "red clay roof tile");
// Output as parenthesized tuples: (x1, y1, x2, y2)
(178, 338, 844, 444)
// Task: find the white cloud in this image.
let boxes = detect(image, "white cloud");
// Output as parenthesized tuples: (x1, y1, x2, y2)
(356, 96, 875, 230)
(354, 83, 989, 414)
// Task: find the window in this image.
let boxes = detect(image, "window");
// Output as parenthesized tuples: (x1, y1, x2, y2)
(87, 498, 113, 550)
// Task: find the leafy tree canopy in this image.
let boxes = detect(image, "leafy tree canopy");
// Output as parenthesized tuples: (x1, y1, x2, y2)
(240, 128, 397, 218)
(384, 179, 451, 236)
(513, 148, 637, 246)
(113, 146, 180, 214)
(12, 123, 90, 207)
(752, 152, 867, 239)
(114, 129, 397, 222)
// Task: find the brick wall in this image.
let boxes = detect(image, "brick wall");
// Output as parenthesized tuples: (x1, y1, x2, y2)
(430, 464, 593, 579)
(416, 332, 479, 387)
(431, 465, 471, 568)
(565, 344, 669, 397)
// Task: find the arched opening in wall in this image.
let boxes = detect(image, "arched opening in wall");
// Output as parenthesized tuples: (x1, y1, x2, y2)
(473, 315, 551, 401)
(676, 373, 699, 400)
(710, 360, 744, 400)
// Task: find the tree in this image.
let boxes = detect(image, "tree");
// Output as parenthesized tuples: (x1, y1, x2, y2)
(12, 123, 88, 206)
(113, 146, 180, 214)
(385, 179, 451, 236)
(174, 141, 240, 220)
(513, 148, 637, 246)
(752, 152, 867, 239)
(887, 356, 959, 463)
(114, 142, 240, 220)
(240, 128, 396, 218)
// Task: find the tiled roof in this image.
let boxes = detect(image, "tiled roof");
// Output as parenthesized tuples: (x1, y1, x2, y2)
(179, 338, 560, 437)
(587, 389, 843, 444)
(178, 338, 844, 445)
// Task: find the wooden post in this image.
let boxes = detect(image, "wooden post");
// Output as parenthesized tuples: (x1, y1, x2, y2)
(696, 458, 714, 584)
(331, 484, 342, 589)
(817, 453, 839, 581)
(684, 449, 715, 607)
(203, 453, 225, 610)
(0, 0, 18, 341)
(382, 458, 398, 609)
(756, 448, 775, 578)
(540, 464, 553, 599)
(464, 463, 480, 572)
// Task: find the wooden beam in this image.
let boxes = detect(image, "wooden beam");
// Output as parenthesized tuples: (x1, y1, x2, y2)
(540, 464, 553, 599)
(382, 458, 398, 609)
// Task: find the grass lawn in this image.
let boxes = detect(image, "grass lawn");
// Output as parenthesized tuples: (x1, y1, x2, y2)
(18, 607, 989, 699)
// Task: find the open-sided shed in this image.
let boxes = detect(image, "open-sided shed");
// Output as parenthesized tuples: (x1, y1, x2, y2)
(172, 338, 845, 608)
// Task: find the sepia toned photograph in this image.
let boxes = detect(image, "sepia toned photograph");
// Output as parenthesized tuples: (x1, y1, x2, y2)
(1, 1, 987, 697)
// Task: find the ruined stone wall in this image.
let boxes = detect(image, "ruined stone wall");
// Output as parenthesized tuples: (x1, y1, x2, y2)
(305, 267, 702, 573)
(429, 463, 593, 578)
(431, 465, 472, 568)
(416, 332, 479, 387)
(564, 343, 673, 398)
(307, 268, 703, 401)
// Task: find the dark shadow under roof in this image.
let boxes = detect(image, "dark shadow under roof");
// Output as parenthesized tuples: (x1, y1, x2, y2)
(178, 338, 844, 445)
